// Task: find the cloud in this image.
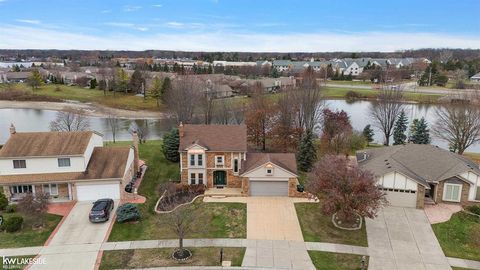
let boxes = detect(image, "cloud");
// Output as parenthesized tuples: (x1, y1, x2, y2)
(123, 5, 141, 12)
(16, 19, 41, 25)
(105, 22, 148, 31)
(101, 10, 111, 14)
(1, 25, 480, 52)
(152, 4, 162, 8)
(165, 21, 204, 29)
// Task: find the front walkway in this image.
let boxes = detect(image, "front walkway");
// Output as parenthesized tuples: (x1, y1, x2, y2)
(366, 207, 452, 270)
(424, 203, 462, 224)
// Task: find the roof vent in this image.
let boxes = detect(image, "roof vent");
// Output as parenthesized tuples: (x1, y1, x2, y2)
(387, 166, 392, 169)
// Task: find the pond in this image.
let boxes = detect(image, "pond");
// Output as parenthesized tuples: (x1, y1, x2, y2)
(0, 100, 479, 152)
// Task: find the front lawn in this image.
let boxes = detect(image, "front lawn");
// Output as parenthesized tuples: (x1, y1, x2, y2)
(432, 212, 480, 261)
(108, 140, 246, 241)
(0, 213, 62, 248)
(99, 247, 245, 270)
(295, 203, 368, 247)
(308, 251, 368, 270)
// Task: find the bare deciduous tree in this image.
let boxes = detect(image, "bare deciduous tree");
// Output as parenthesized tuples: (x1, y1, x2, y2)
(199, 81, 217, 124)
(271, 87, 300, 152)
(293, 67, 324, 136)
(165, 76, 202, 124)
(432, 105, 480, 154)
(107, 115, 119, 143)
(369, 88, 404, 145)
(49, 110, 90, 132)
(129, 120, 149, 143)
(17, 192, 50, 228)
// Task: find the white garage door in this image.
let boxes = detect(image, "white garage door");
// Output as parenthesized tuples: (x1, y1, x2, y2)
(76, 183, 120, 201)
(384, 190, 417, 208)
(250, 181, 288, 196)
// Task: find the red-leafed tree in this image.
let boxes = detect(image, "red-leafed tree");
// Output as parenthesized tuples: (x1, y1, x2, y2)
(320, 109, 353, 154)
(306, 155, 387, 226)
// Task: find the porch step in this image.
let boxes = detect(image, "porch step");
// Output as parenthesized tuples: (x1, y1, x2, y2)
(425, 197, 436, 205)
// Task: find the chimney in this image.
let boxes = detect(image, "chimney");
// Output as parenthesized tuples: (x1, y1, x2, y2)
(179, 122, 184, 137)
(9, 123, 16, 135)
(132, 131, 139, 173)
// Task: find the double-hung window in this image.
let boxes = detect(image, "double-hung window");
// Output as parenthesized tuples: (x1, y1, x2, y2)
(13, 160, 26, 169)
(233, 158, 239, 173)
(215, 156, 224, 166)
(197, 154, 203, 166)
(476, 185, 480, 201)
(198, 173, 204, 185)
(443, 183, 462, 202)
(43, 184, 59, 196)
(190, 173, 196, 185)
(58, 158, 71, 167)
(190, 155, 195, 166)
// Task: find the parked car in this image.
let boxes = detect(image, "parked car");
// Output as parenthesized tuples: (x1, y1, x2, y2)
(89, 199, 114, 223)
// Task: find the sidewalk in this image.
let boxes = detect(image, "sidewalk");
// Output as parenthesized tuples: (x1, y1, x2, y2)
(2, 238, 479, 270)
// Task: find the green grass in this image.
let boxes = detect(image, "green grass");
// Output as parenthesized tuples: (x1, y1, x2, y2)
(1, 255, 36, 270)
(0, 213, 62, 248)
(452, 267, 475, 270)
(99, 247, 245, 270)
(308, 251, 368, 270)
(0, 83, 163, 111)
(432, 212, 480, 261)
(108, 140, 246, 241)
(327, 80, 373, 86)
(295, 203, 368, 247)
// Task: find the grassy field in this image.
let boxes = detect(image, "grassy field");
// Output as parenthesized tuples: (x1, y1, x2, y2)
(308, 251, 368, 270)
(0, 83, 163, 111)
(432, 212, 480, 261)
(326, 80, 373, 86)
(99, 247, 245, 270)
(295, 203, 368, 247)
(108, 140, 246, 241)
(0, 213, 62, 248)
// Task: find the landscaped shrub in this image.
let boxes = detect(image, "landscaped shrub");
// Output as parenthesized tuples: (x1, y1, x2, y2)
(3, 215, 24, 232)
(5, 204, 16, 213)
(116, 203, 141, 223)
(467, 205, 480, 216)
(0, 192, 8, 210)
(345, 91, 363, 101)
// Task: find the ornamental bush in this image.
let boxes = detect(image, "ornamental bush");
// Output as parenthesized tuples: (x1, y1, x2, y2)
(116, 203, 141, 223)
(5, 204, 16, 213)
(0, 192, 8, 210)
(3, 215, 23, 232)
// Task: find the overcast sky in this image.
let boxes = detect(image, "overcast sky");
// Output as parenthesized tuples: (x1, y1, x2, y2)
(1, 0, 479, 52)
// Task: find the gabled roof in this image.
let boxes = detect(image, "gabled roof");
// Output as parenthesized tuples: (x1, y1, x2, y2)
(179, 124, 247, 152)
(357, 144, 480, 187)
(0, 131, 97, 158)
(240, 152, 297, 175)
(0, 146, 132, 184)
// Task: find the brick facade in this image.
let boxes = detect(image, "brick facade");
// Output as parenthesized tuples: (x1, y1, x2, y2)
(416, 184, 425, 209)
(288, 177, 310, 198)
(435, 178, 479, 206)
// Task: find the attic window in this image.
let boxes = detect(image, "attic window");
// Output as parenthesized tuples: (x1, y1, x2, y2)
(265, 164, 274, 175)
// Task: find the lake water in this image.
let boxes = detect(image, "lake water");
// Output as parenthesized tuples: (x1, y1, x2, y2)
(1, 100, 479, 152)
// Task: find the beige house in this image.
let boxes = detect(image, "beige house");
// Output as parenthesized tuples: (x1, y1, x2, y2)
(357, 144, 480, 209)
(0, 126, 136, 202)
(178, 124, 303, 197)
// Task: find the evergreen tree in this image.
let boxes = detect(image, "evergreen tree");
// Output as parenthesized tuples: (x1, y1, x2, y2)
(297, 131, 317, 172)
(362, 124, 375, 145)
(409, 118, 431, 144)
(393, 110, 408, 145)
(89, 78, 97, 89)
(128, 69, 145, 94)
(162, 128, 180, 162)
(160, 77, 171, 102)
(150, 77, 162, 107)
(26, 69, 44, 90)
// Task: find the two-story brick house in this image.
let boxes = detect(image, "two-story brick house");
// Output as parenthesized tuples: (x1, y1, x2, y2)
(0, 125, 136, 202)
(179, 124, 302, 197)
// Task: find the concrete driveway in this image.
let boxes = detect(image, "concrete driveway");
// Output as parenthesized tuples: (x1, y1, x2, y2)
(31, 201, 118, 270)
(246, 197, 304, 241)
(366, 207, 451, 270)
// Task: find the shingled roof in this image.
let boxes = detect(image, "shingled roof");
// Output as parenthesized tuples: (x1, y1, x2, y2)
(357, 144, 480, 187)
(179, 124, 247, 152)
(0, 146, 132, 184)
(0, 131, 96, 157)
(240, 152, 297, 175)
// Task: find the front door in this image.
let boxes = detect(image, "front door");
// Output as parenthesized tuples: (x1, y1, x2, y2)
(213, 171, 227, 186)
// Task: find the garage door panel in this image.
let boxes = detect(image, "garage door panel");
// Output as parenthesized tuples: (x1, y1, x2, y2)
(76, 183, 120, 201)
(250, 181, 288, 196)
(385, 191, 417, 208)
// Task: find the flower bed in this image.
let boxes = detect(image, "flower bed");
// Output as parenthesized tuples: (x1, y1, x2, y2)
(155, 183, 206, 213)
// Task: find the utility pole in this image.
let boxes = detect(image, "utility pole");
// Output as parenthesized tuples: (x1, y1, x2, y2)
(428, 66, 432, 86)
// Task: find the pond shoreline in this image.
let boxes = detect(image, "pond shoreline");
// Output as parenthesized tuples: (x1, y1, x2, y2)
(0, 100, 169, 119)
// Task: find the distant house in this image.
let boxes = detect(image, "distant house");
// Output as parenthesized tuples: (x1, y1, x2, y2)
(471, 72, 480, 82)
(357, 144, 480, 209)
(0, 126, 136, 202)
(5, 71, 31, 83)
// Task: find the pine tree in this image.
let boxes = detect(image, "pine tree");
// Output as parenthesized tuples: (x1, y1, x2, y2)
(362, 124, 375, 145)
(150, 77, 162, 107)
(162, 128, 180, 162)
(297, 131, 317, 172)
(409, 118, 431, 144)
(393, 110, 408, 145)
(27, 69, 44, 90)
